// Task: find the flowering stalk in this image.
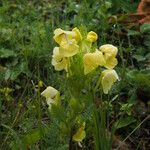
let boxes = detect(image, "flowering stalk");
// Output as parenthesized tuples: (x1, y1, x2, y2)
(41, 27, 119, 149)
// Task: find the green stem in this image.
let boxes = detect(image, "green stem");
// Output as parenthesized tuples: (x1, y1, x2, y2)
(92, 88, 100, 150)
(94, 76, 101, 93)
(93, 106, 100, 150)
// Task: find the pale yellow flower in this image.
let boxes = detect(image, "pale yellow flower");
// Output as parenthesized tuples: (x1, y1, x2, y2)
(99, 44, 118, 69)
(41, 86, 60, 109)
(51, 47, 68, 71)
(87, 31, 98, 42)
(73, 123, 86, 142)
(72, 27, 82, 41)
(104, 57, 118, 69)
(53, 28, 81, 57)
(99, 44, 118, 57)
(101, 69, 119, 94)
(53, 28, 76, 45)
(83, 50, 106, 75)
(60, 39, 79, 57)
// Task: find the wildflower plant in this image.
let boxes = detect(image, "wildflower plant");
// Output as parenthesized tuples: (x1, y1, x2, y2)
(41, 27, 119, 149)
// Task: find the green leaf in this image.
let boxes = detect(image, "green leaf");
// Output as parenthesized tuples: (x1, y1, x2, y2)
(22, 128, 47, 145)
(127, 30, 140, 36)
(140, 23, 150, 33)
(127, 70, 150, 88)
(4, 62, 30, 80)
(133, 54, 146, 62)
(51, 105, 66, 122)
(10, 127, 48, 149)
(0, 48, 17, 58)
(120, 103, 133, 115)
(114, 116, 136, 129)
(5, 69, 11, 80)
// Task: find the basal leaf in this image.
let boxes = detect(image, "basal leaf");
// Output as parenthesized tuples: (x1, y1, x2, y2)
(114, 116, 136, 129)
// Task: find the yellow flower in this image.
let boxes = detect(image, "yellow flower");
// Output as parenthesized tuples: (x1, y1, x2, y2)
(73, 123, 86, 142)
(101, 69, 119, 94)
(53, 28, 76, 45)
(51, 47, 68, 71)
(99, 44, 118, 69)
(83, 50, 106, 75)
(38, 80, 43, 88)
(87, 31, 98, 42)
(60, 39, 79, 57)
(104, 57, 118, 69)
(99, 44, 118, 57)
(53, 28, 82, 57)
(72, 27, 82, 41)
(41, 86, 58, 100)
(41, 86, 60, 109)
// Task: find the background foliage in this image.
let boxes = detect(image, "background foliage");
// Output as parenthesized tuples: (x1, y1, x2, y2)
(0, 0, 149, 149)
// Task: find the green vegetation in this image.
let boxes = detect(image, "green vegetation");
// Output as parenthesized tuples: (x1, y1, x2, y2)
(0, 0, 150, 149)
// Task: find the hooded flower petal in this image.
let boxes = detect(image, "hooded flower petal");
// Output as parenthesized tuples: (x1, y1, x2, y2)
(72, 27, 82, 41)
(73, 123, 86, 142)
(101, 69, 119, 94)
(99, 44, 118, 69)
(99, 44, 118, 57)
(41, 86, 59, 100)
(87, 31, 98, 42)
(41, 86, 60, 109)
(83, 50, 106, 74)
(60, 39, 79, 57)
(104, 57, 118, 69)
(51, 47, 68, 71)
(53, 28, 76, 45)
